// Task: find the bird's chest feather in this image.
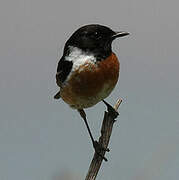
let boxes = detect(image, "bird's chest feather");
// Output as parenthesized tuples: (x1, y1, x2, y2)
(60, 52, 119, 108)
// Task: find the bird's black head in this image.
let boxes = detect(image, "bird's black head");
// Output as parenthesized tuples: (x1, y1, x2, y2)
(64, 24, 129, 59)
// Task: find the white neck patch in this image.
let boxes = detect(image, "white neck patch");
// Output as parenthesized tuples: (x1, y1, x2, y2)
(65, 46, 96, 72)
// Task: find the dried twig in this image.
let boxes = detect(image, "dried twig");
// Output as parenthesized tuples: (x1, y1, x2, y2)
(85, 98, 122, 180)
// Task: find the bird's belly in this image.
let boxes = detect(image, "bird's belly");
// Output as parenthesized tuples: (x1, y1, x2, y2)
(62, 82, 116, 109)
(60, 53, 120, 109)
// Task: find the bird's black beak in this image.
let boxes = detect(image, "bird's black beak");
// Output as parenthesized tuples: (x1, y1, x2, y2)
(111, 31, 130, 40)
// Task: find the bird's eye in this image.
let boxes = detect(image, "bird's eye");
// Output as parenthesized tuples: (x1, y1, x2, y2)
(89, 31, 102, 40)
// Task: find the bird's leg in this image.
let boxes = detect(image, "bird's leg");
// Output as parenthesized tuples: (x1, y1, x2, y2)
(78, 109, 95, 145)
(78, 109, 109, 161)
(102, 100, 119, 119)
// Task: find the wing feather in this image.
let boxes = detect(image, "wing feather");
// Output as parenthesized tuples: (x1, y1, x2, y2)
(56, 57, 73, 87)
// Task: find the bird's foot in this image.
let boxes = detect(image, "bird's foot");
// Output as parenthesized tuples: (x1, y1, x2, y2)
(102, 100, 119, 119)
(93, 140, 109, 161)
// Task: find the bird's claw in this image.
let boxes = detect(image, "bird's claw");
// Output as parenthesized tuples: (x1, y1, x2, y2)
(102, 100, 119, 119)
(93, 140, 109, 161)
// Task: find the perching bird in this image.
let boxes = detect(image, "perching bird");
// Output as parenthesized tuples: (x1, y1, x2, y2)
(54, 24, 129, 158)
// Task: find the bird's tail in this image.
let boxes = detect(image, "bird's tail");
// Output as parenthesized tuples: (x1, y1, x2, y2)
(54, 90, 61, 99)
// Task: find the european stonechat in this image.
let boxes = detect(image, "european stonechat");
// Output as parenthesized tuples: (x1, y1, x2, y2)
(54, 24, 129, 157)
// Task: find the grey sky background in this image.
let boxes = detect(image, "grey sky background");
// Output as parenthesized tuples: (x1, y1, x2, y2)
(0, 0, 178, 179)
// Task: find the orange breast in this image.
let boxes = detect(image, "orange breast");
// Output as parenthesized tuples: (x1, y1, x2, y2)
(60, 53, 120, 109)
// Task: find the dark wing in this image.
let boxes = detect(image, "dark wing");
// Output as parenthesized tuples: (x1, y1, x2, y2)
(56, 56, 73, 87)
(54, 56, 73, 99)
